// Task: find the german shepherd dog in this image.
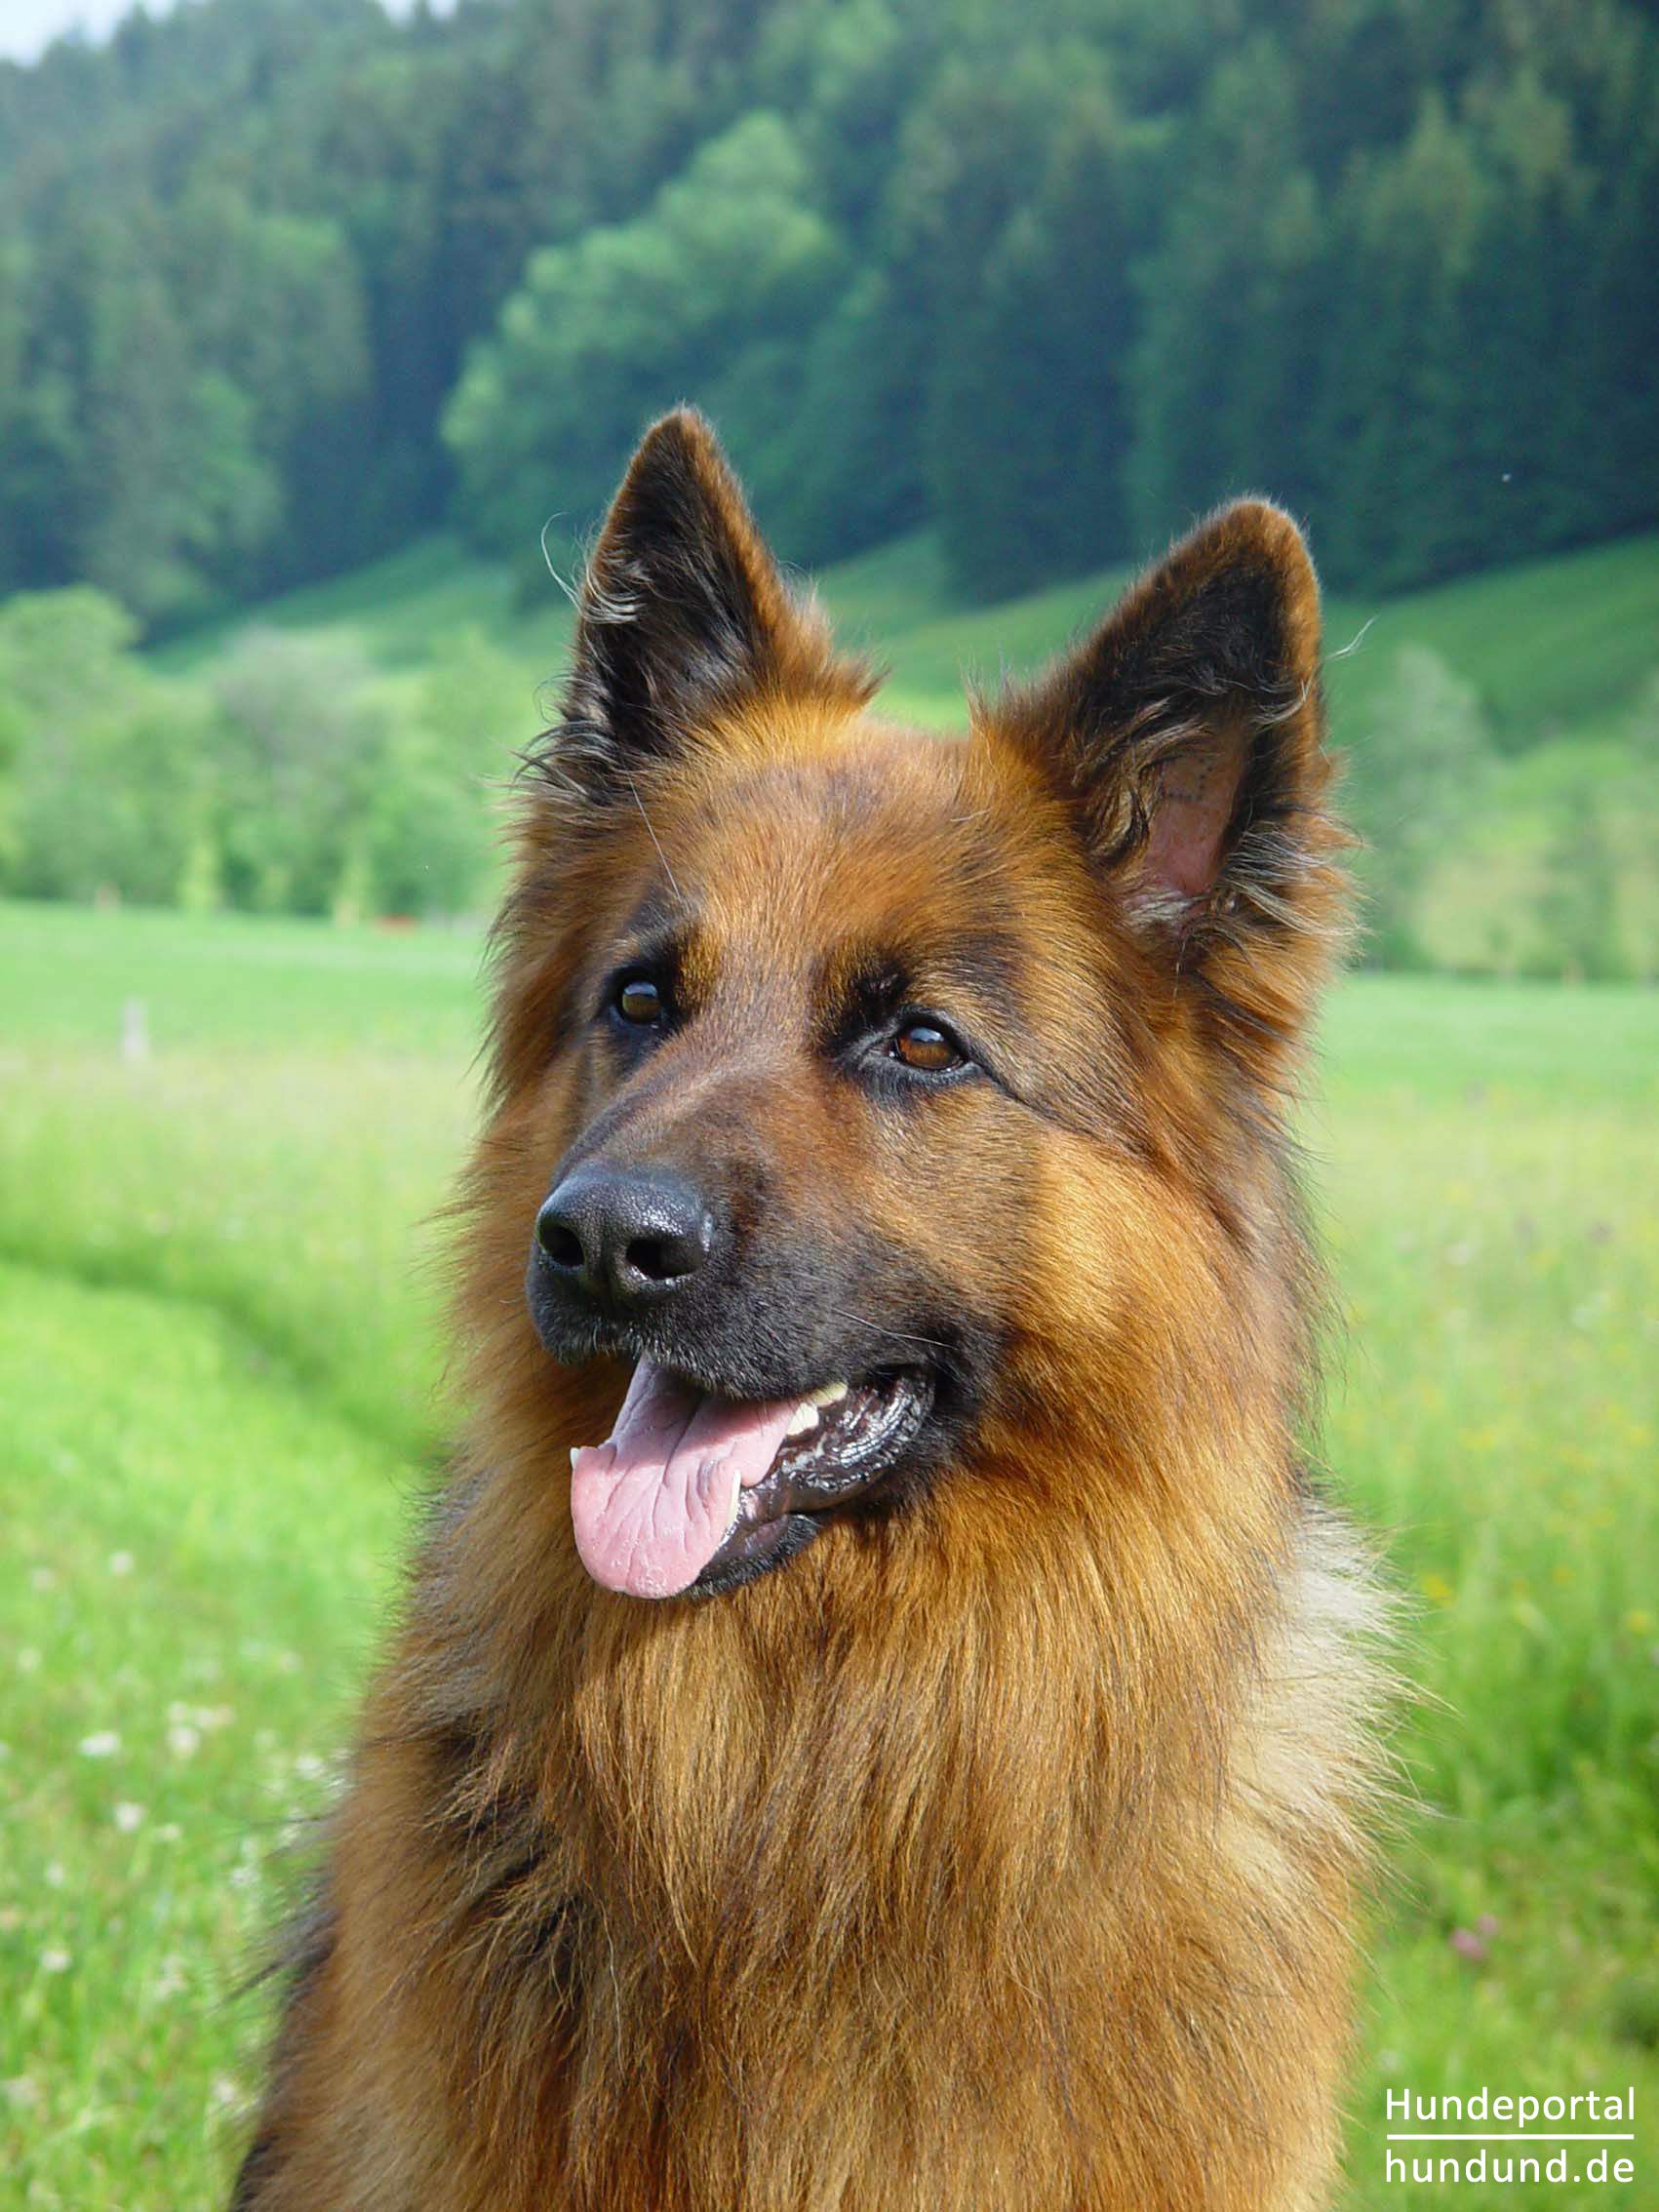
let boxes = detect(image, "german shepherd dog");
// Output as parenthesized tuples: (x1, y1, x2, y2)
(235, 412, 1386, 2209)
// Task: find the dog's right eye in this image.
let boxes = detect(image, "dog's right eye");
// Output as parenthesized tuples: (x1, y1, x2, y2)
(613, 975, 665, 1026)
(892, 1021, 963, 1074)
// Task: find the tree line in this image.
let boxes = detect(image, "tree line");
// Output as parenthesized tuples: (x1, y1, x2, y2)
(0, 0, 1653, 631)
(0, 589, 529, 918)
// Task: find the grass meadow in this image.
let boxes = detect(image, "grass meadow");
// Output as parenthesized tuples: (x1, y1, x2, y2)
(2, 899, 1656, 2208)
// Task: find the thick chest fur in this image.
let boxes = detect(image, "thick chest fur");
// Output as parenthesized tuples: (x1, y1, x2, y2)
(241, 1507, 1382, 2212)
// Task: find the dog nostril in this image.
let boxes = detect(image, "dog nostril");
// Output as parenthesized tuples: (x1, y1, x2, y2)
(624, 1235, 677, 1283)
(537, 1216, 585, 1272)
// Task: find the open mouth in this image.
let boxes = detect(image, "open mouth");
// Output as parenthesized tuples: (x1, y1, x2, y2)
(569, 1360, 934, 1600)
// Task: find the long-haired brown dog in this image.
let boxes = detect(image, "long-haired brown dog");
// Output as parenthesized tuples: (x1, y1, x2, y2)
(235, 411, 1386, 2210)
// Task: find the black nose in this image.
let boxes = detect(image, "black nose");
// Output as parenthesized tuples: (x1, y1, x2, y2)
(535, 1165, 716, 1308)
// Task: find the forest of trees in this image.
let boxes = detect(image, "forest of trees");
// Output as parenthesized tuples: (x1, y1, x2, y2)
(1, 0, 1655, 631)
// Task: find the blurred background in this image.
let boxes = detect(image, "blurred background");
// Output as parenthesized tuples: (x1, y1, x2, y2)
(0, 2, 1654, 2206)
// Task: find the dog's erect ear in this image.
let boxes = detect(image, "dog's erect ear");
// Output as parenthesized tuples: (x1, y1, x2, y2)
(995, 500, 1344, 1047)
(551, 409, 867, 795)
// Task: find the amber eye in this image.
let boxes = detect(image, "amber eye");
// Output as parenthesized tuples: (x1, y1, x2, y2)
(891, 1020, 963, 1074)
(615, 976, 664, 1026)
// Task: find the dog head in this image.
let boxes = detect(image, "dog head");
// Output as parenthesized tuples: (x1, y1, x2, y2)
(476, 411, 1340, 1600)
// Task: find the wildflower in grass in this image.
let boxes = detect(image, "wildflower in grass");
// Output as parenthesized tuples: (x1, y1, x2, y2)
(294, 1752, 326, 1782)
(43, 1863, 64, 1888)
(1419, 1572, 1454, 1605)
(17, 1647, 40, 1674)
(3, 2076, 41, 2110)
(209, 2075, 247, 2115)
(113, 1802, 144, 1834)
(39, 1947, 70, 1973)
(1626, 1610, 1655, 1637)
(78, 1730, 120, 1758)
(167, 1722, 201, 1759)
(154, 1823, 182, 1843)
(1448, 1927, 1487, 1961)
(107, 1551, 135, 1576)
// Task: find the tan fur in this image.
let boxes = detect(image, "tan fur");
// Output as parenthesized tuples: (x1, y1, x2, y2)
(235, 414, 1387, 2211)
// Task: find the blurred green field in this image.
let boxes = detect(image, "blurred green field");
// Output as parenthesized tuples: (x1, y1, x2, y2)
(2, 900, 1656, 2209)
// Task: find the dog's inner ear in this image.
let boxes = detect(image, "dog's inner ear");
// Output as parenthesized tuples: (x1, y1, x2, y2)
(998, 501, 1332, 946)
(557, 408, 866, 794)
(1138, 719, 1251, 904)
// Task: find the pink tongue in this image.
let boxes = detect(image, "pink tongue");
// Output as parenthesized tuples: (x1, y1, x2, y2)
(570, 1359, 802, 1599)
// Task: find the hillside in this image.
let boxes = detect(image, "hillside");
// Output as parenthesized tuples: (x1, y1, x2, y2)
(153, 522, 1659, 979)
(160, 519, 1659, 736)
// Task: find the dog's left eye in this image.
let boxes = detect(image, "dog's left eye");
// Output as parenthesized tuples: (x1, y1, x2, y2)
(614, 975, 666, 1026)
(890, 1020, 965, 1075)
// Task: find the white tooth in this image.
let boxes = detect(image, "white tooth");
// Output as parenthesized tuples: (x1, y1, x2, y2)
(785, 1402, 820, 1439)
(719, 1455, 743, 1538)
(809, 1380, 849, 1408)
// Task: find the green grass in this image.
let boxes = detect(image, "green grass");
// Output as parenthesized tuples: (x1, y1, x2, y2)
(1311, 982, 1659, 2207)
(2, 903, 1656, 2208)
(0, 899, 484, 1054)
(0, 906, 479, 1459)
(0, 1265, 409, 2207)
